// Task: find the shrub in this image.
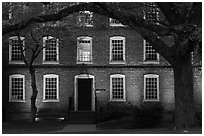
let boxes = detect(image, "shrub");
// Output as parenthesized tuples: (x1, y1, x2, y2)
(97, 102, 134, 122)
(131, 102, 163, 128)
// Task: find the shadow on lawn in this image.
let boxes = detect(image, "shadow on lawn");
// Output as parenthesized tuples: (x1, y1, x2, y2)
(2, 121, 67, 134)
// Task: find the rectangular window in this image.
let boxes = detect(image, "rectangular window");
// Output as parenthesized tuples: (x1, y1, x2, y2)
(43, 36, 59, 64)
(144, 74, 159, 101)
(77, 37, 92, 63)
(110, 18, 124, 27)
(43, 74, 59, 102)
(110, 74, 126, 101)
(9, 75, 25, 102)
(144, 2, 159, 23)
(77, 11, 93, 27)
(9, 36, 25, 64)
(110, 37, 125, 64)
(144, 40, 159, 62)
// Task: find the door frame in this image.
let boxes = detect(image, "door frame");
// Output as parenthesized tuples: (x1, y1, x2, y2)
(74, 74, 95, 111)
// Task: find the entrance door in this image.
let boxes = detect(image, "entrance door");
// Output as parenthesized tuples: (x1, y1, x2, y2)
(78, 79, 92, 111)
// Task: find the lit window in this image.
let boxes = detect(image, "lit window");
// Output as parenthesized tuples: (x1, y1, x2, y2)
(77, 11, 93, 27)
(9, 74, 25, 102)
(144, 74, 159, 101)
(144, 40, 159, 63)
(110, 18, 124, 27)
(110, 36, 125, 64)
(9, 36, 25, 64)
(110, 74, 126, 101)
(43, 36, 59, 64)
(43, 74, 59, 102)
(77, 37, 92, 63)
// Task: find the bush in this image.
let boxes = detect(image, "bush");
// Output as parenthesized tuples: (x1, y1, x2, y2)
(97, 102, 134, 122)
(131, 102, 163, 128)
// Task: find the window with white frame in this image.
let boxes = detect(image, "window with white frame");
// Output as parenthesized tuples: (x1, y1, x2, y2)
(77, 11, 93, 27)
(77, 37, 92, 63)
(110, 36, 125, 63)
(9, 74, 25, 102)
(144, 40, 159, 62)
(43, 74, 59, 102)
(110, 74, 126, 101)
(9, 36, 25, 64)
(43, 36, 59, 63)
(110, 18, 124, 27)
(144, 2, 159, 23)
(144, 74, 159, 101)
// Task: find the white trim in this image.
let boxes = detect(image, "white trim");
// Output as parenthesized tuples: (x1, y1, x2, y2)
(43, 74, 59, 102)
(9, 74, 25, 102)
(143, 40, 159, 64)
(9, 36, 25, 64)
(110, 74, 126, 101)
(77, 36, 92, 64)
(109, 36, 125, 64)
(43, 36, 59, 64)
(144, 74, 159, 102)
(74, 74, 95, 111)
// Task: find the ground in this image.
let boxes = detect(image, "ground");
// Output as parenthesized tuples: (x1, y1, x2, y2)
(2, 121, 202, 134)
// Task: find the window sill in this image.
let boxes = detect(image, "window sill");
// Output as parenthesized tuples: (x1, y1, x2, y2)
(43, 61, 59, 65)
(143, 99, 159, 102)
(143, 61, 159, 64)
(9, 61, 24, 64)
(109, 61, 125, 65)
(77, 62, 93, 64)
(110, 24, 125, 27)
(9, 100, 25, 102)
(109, 99, 126, 102)
(43, 100, 59, 102)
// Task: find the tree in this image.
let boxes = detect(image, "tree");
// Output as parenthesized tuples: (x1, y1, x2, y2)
(2, 2, 202, 129)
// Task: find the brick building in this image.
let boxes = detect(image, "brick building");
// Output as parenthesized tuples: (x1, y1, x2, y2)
(2, 3, 202, 122)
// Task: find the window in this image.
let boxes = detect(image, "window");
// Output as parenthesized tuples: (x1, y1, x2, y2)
(9, 36, 25, 64)
(143, 40, 159, 63)
(9, 74, 25, 102)
(144, 2, 159, 23)
(77, 11, 93, 27)
(110, 36, 125, 64)
(110, 18, 124, 27)
(144, 74, 159, 101)
(110, 74, 126, 101)
(77, 37, 92, 63)
(143, 2, 159, 63)
(43, 36, 59, 64)
(43, 74, 59, 102)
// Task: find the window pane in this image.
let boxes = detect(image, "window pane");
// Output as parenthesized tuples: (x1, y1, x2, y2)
(111, 39, 124, 61)
(78, 11, 93, 27)
(78, 38, 92, 62)
(10, 39, 23, 61)
(145, 42, 157, 61)
(11, 77, 24, 100)
(112, 77, 124, 100)
(45, 38, 58, 62)
(145, 77, 158, 100)
(45, 77, 57, 100)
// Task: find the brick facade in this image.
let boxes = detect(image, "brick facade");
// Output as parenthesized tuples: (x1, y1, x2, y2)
(2, 11, 201, 121)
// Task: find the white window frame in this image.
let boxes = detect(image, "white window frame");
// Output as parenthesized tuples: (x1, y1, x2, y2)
(9, 36, 25, 64)
(110, 74, 126, 101)
(77, 36, 93, 64)
(109, 18, 124, 27)
(110, 36, 126, 64)
(43, 74, 59, 102)
(144, 74, 159, 102)
(43, 36, 59, 64)
(78, 11, 93, 27)
(143, 40, 159, 64)
(9, 74, 25, 102)
(143, 2, 160, 24)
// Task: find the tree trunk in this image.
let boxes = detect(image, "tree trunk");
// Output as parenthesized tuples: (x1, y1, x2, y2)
(29, 66, 38, 122)
(173, 54, 195, 130)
